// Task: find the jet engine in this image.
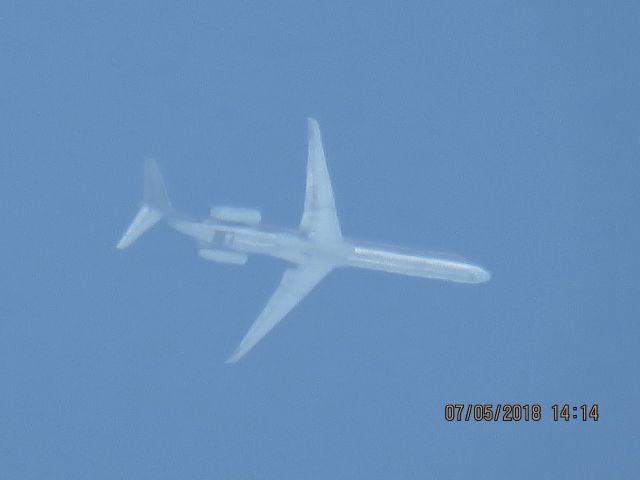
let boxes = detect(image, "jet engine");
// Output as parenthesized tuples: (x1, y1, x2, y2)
(210, 206, 261, 225)
(198, 248, 248, 265)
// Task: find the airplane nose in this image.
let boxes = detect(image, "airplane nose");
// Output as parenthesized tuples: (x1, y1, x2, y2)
(474, 267, 491, 283)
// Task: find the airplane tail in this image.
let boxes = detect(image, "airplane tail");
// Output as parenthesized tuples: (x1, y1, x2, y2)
(116, 159, 172, 250)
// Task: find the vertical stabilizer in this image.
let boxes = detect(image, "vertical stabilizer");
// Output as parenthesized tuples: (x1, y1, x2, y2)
(116, 159, 172, 250)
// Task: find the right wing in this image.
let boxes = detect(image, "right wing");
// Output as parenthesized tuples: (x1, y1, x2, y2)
(226, 261, 333, 363)
(299, 118, 342, 241)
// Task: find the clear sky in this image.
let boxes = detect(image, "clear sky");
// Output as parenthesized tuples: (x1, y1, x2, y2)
(1, 1, 639, 478)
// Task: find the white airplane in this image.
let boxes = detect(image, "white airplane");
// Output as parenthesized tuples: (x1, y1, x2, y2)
(117, 118, 490, 363)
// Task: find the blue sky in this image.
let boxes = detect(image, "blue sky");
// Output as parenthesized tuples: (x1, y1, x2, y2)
(1, 1, 639, 478)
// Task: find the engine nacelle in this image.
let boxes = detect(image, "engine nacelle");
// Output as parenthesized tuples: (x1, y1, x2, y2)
(210, 206, 261, 225)
(198, 248, 248, 265)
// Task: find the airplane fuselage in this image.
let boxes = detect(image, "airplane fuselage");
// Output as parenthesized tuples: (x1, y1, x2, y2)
(170, 216, 490, 284)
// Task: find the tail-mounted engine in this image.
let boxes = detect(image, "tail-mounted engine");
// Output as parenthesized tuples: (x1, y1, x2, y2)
(198, 248, 248, 265)
(210, 206, 261, 225)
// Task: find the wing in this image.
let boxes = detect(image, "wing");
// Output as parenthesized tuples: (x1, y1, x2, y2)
(299, 118, 342, 241)
(226, 262, 333, 363)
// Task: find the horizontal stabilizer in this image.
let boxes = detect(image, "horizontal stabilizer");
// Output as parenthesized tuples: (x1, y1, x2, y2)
(117, 205, 163, 249)
(116, 159, 171, 250)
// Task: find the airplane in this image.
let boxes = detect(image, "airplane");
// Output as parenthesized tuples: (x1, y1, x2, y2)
(117, 118, 490, 363)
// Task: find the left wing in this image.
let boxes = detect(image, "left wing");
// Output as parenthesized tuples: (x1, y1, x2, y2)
(226, 262, 334, 363)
